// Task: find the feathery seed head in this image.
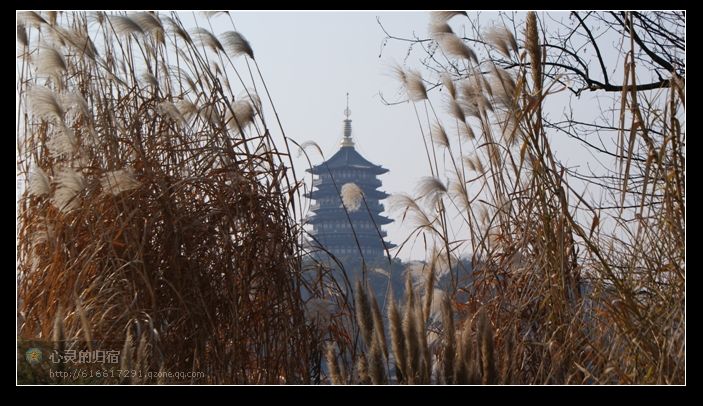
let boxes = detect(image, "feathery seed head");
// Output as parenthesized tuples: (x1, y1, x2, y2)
(406, 69, 428, 102)
(108, 15, 144, 37)
(192, 27, 224, 53)
(440, 73, 457, 99)
(341, 182, 364, 212)
(485, 26, 518, 58)
(221, 31, 254, 59)
(437, 34, 477, 64)
(417, 176, 447, 209)
(226, 99, 256, 133)
(430, 11, 468, 24)
(525, 12, 542, 93)
(28, 166, 51, 197)
(18, 11, 47, 28)
(130, 12, 164, 40)
(431, 122, 449, 148)
(429, 22, 454, 37)
(52, 168, 85, 213)
(17, 24, 28, 47)
(29, 86, 65, 123)
(100, 168, 140, 196)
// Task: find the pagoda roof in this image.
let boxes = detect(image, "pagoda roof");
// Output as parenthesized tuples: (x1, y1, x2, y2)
(309, 146, 389, 175)
(307, 211, 394, 225)
(304, 187, 389, 200)
(308, 234, 397, 250)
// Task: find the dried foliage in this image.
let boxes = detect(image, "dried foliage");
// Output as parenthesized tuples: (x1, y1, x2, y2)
(17, 11, 316, 384)
(376, 11, 685, 385)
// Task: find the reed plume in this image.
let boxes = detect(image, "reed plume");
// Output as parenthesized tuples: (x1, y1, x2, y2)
(341, 183, 364, 213)
(525, 11, 542, 94)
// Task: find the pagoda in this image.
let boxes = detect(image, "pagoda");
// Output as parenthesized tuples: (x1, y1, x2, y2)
(305, 96, 395, 265)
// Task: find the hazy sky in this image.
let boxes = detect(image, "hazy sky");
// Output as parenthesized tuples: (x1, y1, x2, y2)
(181, 11, 443, 260)
(171, 11, 625, 261)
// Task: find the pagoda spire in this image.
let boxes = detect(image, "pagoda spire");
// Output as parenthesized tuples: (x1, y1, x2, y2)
(341, 92, 354, 147)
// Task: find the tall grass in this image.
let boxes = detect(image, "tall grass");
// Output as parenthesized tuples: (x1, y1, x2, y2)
(16, 11, 319, 384)
(328, 11, 684, 385)
(326, 276, 503, 384)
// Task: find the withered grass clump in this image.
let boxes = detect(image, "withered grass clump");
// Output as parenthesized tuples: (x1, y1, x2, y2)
(328, 277, 502, 384)
(364, 11, 684, 384)
(17, 11, 313, 384)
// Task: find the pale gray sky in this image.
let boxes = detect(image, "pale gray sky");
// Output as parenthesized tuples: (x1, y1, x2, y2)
(172, 11, 640, 261)
(182, 11, 440, 260)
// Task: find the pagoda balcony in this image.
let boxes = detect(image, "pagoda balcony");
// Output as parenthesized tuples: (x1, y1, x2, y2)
(308, 212, 393, 225)
(309, 201, 387, 214)
(308, 186, 389, 200)
(311, 177, 382, 189)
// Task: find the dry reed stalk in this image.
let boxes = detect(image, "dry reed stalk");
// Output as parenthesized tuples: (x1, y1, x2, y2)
(388, 292, 407, 383)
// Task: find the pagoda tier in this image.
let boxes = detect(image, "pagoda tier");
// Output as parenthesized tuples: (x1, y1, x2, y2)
(309, 146, 388, 175)
(307, 209, 393, 226)
(305, 186, 388, 200)
(312, 176, 383, 189)
(309, 200, 388, 215)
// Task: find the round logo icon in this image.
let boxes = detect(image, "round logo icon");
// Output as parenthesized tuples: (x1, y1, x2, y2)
(25, 347, 43, 366)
